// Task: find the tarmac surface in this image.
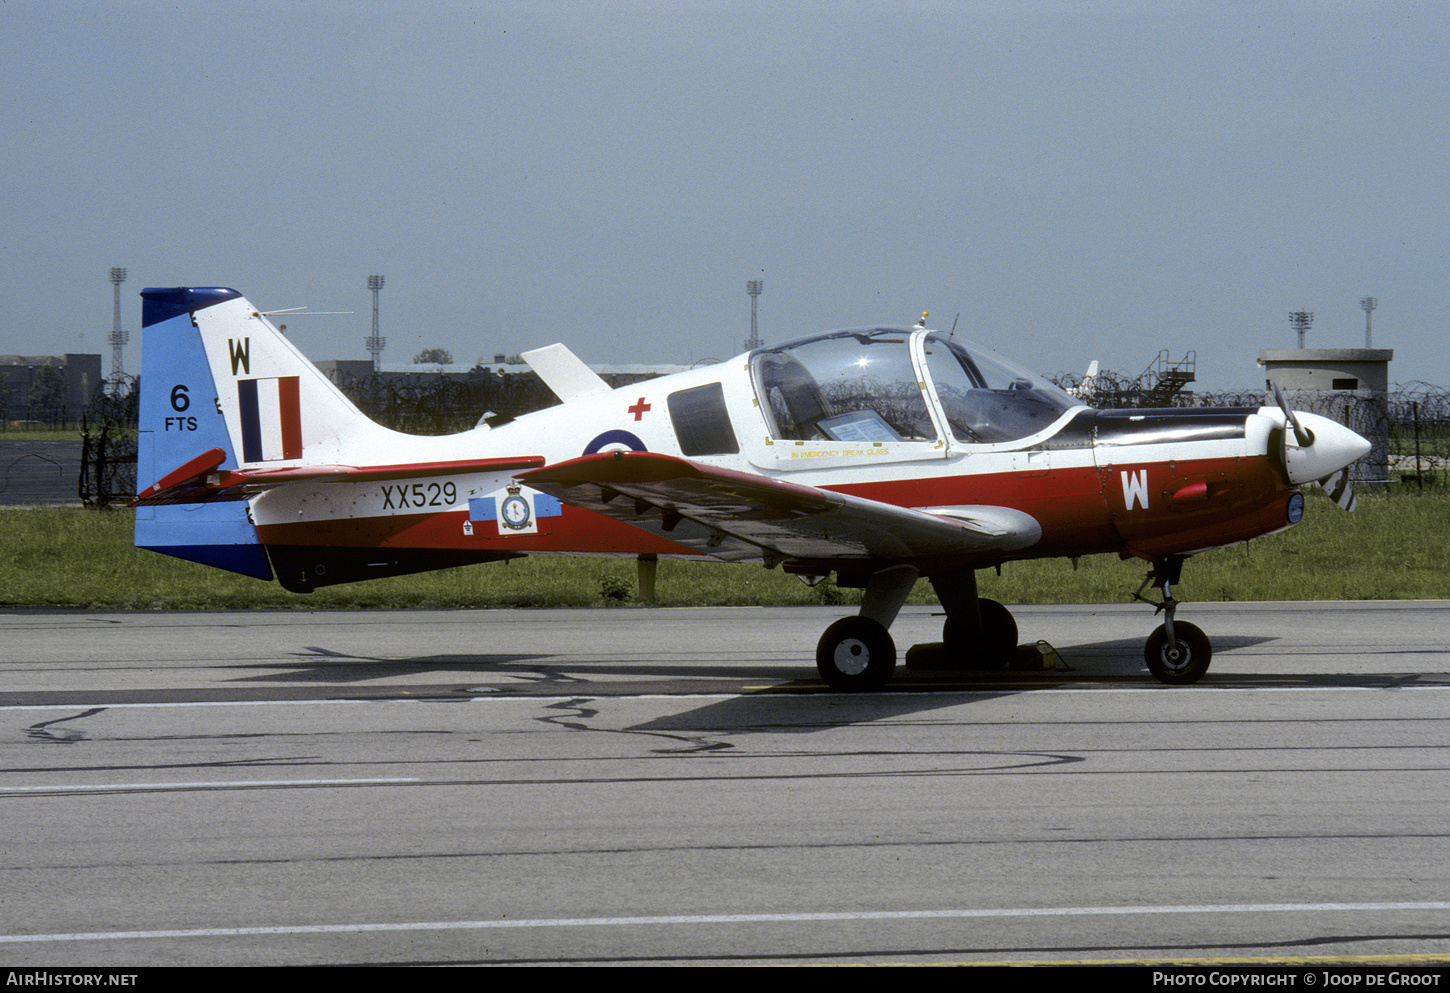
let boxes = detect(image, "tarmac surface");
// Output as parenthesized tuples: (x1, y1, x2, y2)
(3, 601, 1450, 966)
(0, 439, 82, 505)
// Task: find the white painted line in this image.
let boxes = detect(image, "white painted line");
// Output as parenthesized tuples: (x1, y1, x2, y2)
(4, 901, 1449, 944)
(0, 778, 419, 793)
(0, 696, 741, 712)
(3, 683, 1449, 714)
(0, 699, 379, 712)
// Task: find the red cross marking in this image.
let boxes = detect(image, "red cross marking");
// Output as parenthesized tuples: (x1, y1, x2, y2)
(628, 397, 651, 421)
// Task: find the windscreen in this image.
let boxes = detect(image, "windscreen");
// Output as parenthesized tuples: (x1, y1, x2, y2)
(920, 334, 1078, 443)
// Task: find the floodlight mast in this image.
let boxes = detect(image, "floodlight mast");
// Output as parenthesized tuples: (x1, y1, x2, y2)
(366, 275, 386, 373)
(1360, 296, 1377, 348)
(108, 267, 128, 386)
(1289, 311, 1313, 349)
(745, 279, 764, 351)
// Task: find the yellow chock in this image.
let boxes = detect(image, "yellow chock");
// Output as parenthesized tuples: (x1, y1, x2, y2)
(1033, 640, 1062, 670)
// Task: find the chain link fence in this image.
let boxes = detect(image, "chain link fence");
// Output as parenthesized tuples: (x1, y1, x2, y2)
(77, 376, 138, 507)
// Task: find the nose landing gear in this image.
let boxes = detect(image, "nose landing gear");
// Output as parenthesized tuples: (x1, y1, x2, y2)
(1133, 557, 1213, 685)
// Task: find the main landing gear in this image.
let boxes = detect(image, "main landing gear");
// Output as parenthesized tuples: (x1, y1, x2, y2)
(815, 564, 917, 691)
(1132, 557, 1213, 685)
(814, 565, 1019, 691)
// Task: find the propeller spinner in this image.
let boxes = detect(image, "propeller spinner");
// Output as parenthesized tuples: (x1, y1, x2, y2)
(1269, 382, 1372, 509)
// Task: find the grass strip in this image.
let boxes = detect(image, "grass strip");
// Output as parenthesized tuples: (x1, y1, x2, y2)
(1, 492, 1445, 610)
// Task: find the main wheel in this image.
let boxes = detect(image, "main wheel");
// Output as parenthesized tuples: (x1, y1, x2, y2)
(1145, 621, 1212, 685)
(942, 598, 1018, 669)
(816, 616, 897, 691)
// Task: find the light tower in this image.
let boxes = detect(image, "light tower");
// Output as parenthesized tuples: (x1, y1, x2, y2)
(1360, 296, 1377, 348)
(1289, 311, 1313, 349)
(107, 267, 128, 387)
(365, 274, 386, 373)
(744, 279, 764, 351)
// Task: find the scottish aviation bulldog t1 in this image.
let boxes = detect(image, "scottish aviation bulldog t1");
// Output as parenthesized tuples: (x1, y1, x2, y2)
(133, 288, 1370, 690)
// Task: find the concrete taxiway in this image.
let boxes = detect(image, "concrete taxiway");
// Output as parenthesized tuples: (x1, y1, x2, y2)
(2, 602, 1449, 965)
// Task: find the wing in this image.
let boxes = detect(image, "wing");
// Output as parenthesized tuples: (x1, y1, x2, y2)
(517, 451, 1041, 567)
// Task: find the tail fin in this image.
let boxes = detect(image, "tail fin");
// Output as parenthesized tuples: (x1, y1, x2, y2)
(134, 286, 381, 578)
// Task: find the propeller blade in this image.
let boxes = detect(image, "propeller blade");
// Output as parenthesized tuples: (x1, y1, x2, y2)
(1319, 468, 1358, 512)
(1271, 382, 1314, 448)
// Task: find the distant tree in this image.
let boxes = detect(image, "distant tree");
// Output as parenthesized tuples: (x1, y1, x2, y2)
(28, 365, 66, 420)
(412, 347, 453, 366)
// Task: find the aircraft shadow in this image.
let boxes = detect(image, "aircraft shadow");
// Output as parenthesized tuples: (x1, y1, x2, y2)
(202, 632, 1449, 733)
(222, 650, 805, 686)
(230, 632, 1277, 686)
(222, 651, 559, 684)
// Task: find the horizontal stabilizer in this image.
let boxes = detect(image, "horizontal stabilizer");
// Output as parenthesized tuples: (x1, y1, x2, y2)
(134, 453, 545, 506)
(131, 447, 228, 505)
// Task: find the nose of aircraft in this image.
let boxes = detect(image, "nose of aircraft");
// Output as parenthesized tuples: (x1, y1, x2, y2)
(1278, 410, 1373, 485)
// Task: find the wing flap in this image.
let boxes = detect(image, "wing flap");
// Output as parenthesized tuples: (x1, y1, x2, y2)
(518, 451, 1040, 564)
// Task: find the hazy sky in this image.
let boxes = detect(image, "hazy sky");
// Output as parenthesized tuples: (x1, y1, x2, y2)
(4, 0, 1447, 390)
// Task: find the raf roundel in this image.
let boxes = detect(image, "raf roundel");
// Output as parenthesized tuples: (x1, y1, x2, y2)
(583, 429, 648, 456)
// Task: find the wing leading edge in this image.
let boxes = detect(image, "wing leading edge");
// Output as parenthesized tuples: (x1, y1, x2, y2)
(517, 451, 1041, 567)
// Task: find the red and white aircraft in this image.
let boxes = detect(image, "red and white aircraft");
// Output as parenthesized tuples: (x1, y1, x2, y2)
(133, 287, 1370, 690)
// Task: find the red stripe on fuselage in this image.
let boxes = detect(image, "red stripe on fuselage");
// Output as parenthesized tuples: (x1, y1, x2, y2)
(252, 455, 1296, 564)
(829, 454, 1295, 560)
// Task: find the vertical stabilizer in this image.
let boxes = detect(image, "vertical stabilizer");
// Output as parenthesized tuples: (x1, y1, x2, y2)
(135, 287, 272, 578)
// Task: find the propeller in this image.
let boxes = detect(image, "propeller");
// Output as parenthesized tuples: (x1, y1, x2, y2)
(1270, 381, 1362, 511)
(1272, 382, 1314, 448)
(1319, 466, 1358, 512)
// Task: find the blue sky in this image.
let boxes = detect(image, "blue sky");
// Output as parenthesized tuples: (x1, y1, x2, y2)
(4, 0, 1447, 390)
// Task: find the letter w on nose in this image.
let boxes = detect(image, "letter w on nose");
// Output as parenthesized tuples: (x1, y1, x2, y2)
(1121, 469, 1150, 511)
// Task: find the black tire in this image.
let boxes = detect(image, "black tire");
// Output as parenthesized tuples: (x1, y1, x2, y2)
(942, 598, 1018, 669)
(1145, 621, 1212, 685)
(816, 616, 897, 691)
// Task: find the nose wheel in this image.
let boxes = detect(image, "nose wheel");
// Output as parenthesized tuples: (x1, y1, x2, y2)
(1133, 557, 1213, 685)
(1145, 620, 1211, 684)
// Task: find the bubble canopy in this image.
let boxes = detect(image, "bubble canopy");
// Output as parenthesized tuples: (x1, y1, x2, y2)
(749, 328, 1079, 445)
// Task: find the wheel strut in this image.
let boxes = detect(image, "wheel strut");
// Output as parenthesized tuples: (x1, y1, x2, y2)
(1133, 556, 1212, 685)
(1132, 557, 1184, 647)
